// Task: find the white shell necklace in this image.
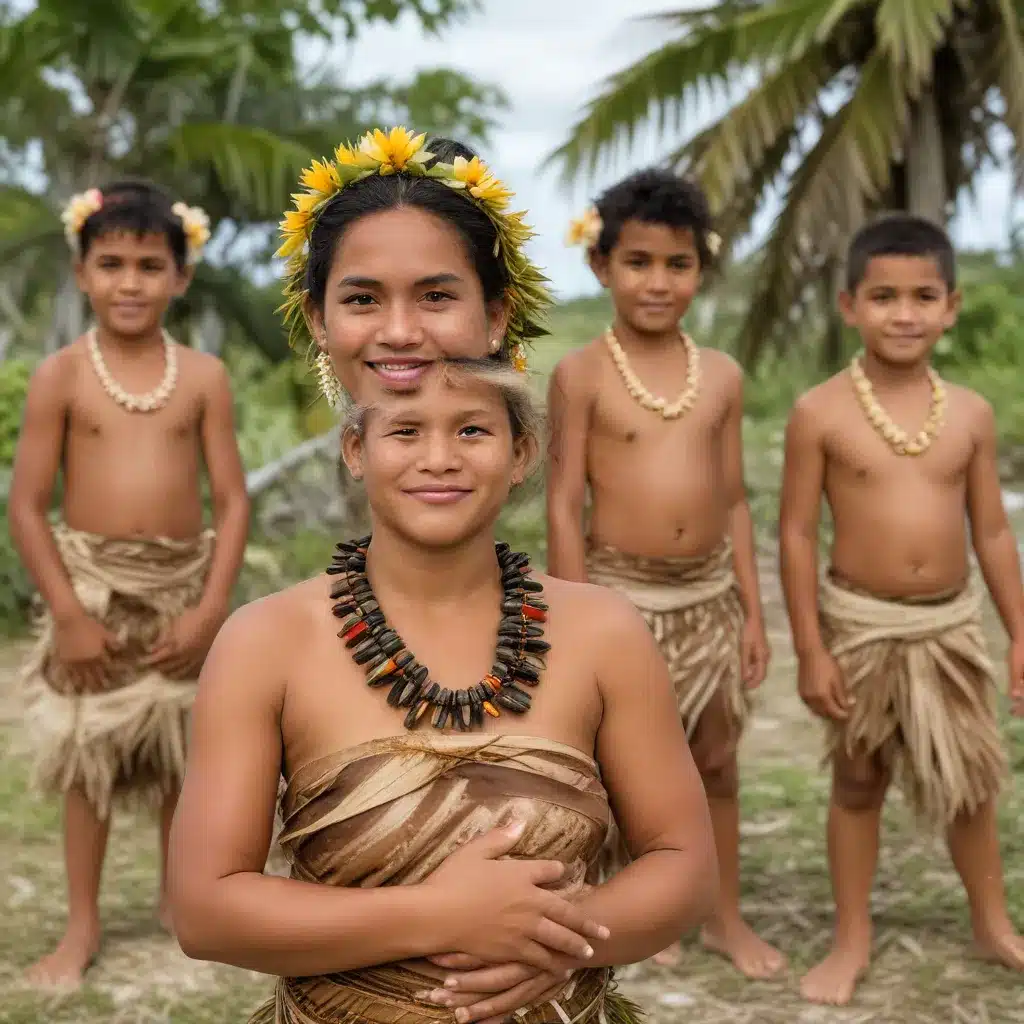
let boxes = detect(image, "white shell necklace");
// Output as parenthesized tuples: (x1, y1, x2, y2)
(86, 327, 178, 413)
(604, 326, 701, 419)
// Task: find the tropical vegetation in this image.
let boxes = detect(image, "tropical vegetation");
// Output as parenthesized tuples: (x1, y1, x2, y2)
(552, 0, 1024, 366)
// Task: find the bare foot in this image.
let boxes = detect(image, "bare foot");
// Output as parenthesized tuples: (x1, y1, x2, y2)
(800, 943, 869, 1005)
(701, 919, 786, 979)
(649, 942, 682, 967)
(24, 926, 100, 989)
(972, 929, 1024, 971)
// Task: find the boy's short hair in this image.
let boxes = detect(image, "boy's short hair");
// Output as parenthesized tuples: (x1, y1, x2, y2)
(594, 168, 713, 264)
(79, 179, 189, 271)
(846, 213, 956, 292)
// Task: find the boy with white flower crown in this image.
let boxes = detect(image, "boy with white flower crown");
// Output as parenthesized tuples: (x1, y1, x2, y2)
(547, 169, 782, 978)
(8, 179, 250, 988)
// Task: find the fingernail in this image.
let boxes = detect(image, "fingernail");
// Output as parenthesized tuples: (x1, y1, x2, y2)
(597, 926, 610, 939)
(583, 945, 594, 958)
(414, 991, 429, 1000)
(444, 978, 459, 990)
(456, 1010, 469, 1023)
(507, 819, 525, 837)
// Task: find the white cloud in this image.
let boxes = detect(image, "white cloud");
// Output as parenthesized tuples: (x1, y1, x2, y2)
(331, 0, 1020, 299)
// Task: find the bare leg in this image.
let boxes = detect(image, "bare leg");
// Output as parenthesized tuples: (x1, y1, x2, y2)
(157, 789, 179, 933)
(699, 790, 787, 979)
(800, 786, 882, 1006)
(947, 799, 1024, 970)
(25, 789, 109, 988)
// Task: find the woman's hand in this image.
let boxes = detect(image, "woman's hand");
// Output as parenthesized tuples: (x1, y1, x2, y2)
(416, 961, 580, 1024)
(423, 822, 609, 975)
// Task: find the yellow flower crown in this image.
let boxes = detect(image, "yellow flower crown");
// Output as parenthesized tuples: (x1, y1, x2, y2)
(277, 127, 551, 373)
(565, 205, 722, 257)
(61, 189, 211, 264)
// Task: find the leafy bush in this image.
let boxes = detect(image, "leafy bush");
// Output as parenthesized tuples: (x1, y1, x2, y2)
(0, 499, 35, 634)
(0, 359, 31, 467)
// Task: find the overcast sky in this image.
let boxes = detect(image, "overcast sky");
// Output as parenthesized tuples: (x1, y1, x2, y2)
(336, 0, 1021, 300)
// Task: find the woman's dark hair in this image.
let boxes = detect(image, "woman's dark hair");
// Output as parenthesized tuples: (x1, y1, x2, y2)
(78, 179, 189, 271)
(303, 136, 508, 313)
(594, 168, 714, 266)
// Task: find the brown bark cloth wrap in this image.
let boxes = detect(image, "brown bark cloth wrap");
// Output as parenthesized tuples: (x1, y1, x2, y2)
(819, 571, 1007, 828)
(249, 734, 644, 1024)
(18, 523, 214, 819)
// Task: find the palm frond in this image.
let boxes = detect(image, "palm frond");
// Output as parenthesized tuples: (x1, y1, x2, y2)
(669, 45, 838, 215)
(733, 49, 911, 365)
(175, 264, 290, 363)
(163, 122, 313, 219)
(547, 0, 870, 184)
(0, 187, 62, 275)
(873, 0, 959, 89)
(988, 0, 1024, 186)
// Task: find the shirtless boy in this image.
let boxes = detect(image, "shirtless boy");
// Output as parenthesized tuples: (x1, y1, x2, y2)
(779, 213, 1024, 1006)
(8, 180, 250, 987)
(547, 169, 780, 978)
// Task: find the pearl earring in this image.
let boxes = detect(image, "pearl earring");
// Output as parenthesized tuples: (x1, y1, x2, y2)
(489, 338, 501, 353)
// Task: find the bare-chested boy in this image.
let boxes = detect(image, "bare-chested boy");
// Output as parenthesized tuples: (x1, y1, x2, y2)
(8, 180, 250, 987)
(547, 169, 781, 978)
(780, 213, 1024, 1006)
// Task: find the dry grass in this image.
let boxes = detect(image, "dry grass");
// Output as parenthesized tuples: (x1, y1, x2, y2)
(1, 577, 1022, 1024)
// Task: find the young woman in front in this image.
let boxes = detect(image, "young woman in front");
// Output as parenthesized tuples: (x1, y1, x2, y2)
(167, 129, 717, 1024)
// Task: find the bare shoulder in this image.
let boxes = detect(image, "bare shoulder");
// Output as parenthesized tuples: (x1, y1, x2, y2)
(698, 346, 743, 398)
(29, 341, 83, 396)
(175, 346, 232, 393)
(539, 571, 651, 650)
(550, 339, 604, 395)
(788, 373, 850, 430)
(698, 345, 742, 379)
(945, 381, 994, 428)
(204, 576, 326, 698)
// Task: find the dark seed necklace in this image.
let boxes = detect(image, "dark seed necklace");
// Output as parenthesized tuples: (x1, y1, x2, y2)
(327, 536, 549, 731)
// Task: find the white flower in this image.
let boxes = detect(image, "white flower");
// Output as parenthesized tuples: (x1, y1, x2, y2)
(172, 202, 212, 264)
(61, 188, 104, 249)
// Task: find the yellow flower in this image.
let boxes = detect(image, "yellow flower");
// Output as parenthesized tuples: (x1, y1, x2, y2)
(511, 344, 528, 373)
(276, 193, 319, 258)
(358, 126, 428, 174)
(300, 159, 340, 195)
(451, 156, 512, 207)
(565, 206, 602, 248)
(452, 155, 488, 188)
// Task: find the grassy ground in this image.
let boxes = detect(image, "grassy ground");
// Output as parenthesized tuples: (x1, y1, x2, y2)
(1, 560, 1021, 1024)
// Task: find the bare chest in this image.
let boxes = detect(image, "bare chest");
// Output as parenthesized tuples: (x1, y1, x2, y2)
(825, 415, 973, 489)
(68, 381, 203, 448)
(591, 381, 727, 455)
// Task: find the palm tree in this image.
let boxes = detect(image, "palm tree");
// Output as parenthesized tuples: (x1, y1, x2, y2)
(0, 0, 502, 359)
(550, 0, 1024, 367)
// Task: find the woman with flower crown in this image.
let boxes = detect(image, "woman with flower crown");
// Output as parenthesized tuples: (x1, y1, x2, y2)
(167, 128, 718, 1024)
(9, 179, 250, 987)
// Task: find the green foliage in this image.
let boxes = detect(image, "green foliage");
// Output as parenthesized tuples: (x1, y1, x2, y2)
(0, 501, 35, 634)
(0, 0, 504, 354)
(550, 0, 1024, 368)
(0, 357, 29, 465)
